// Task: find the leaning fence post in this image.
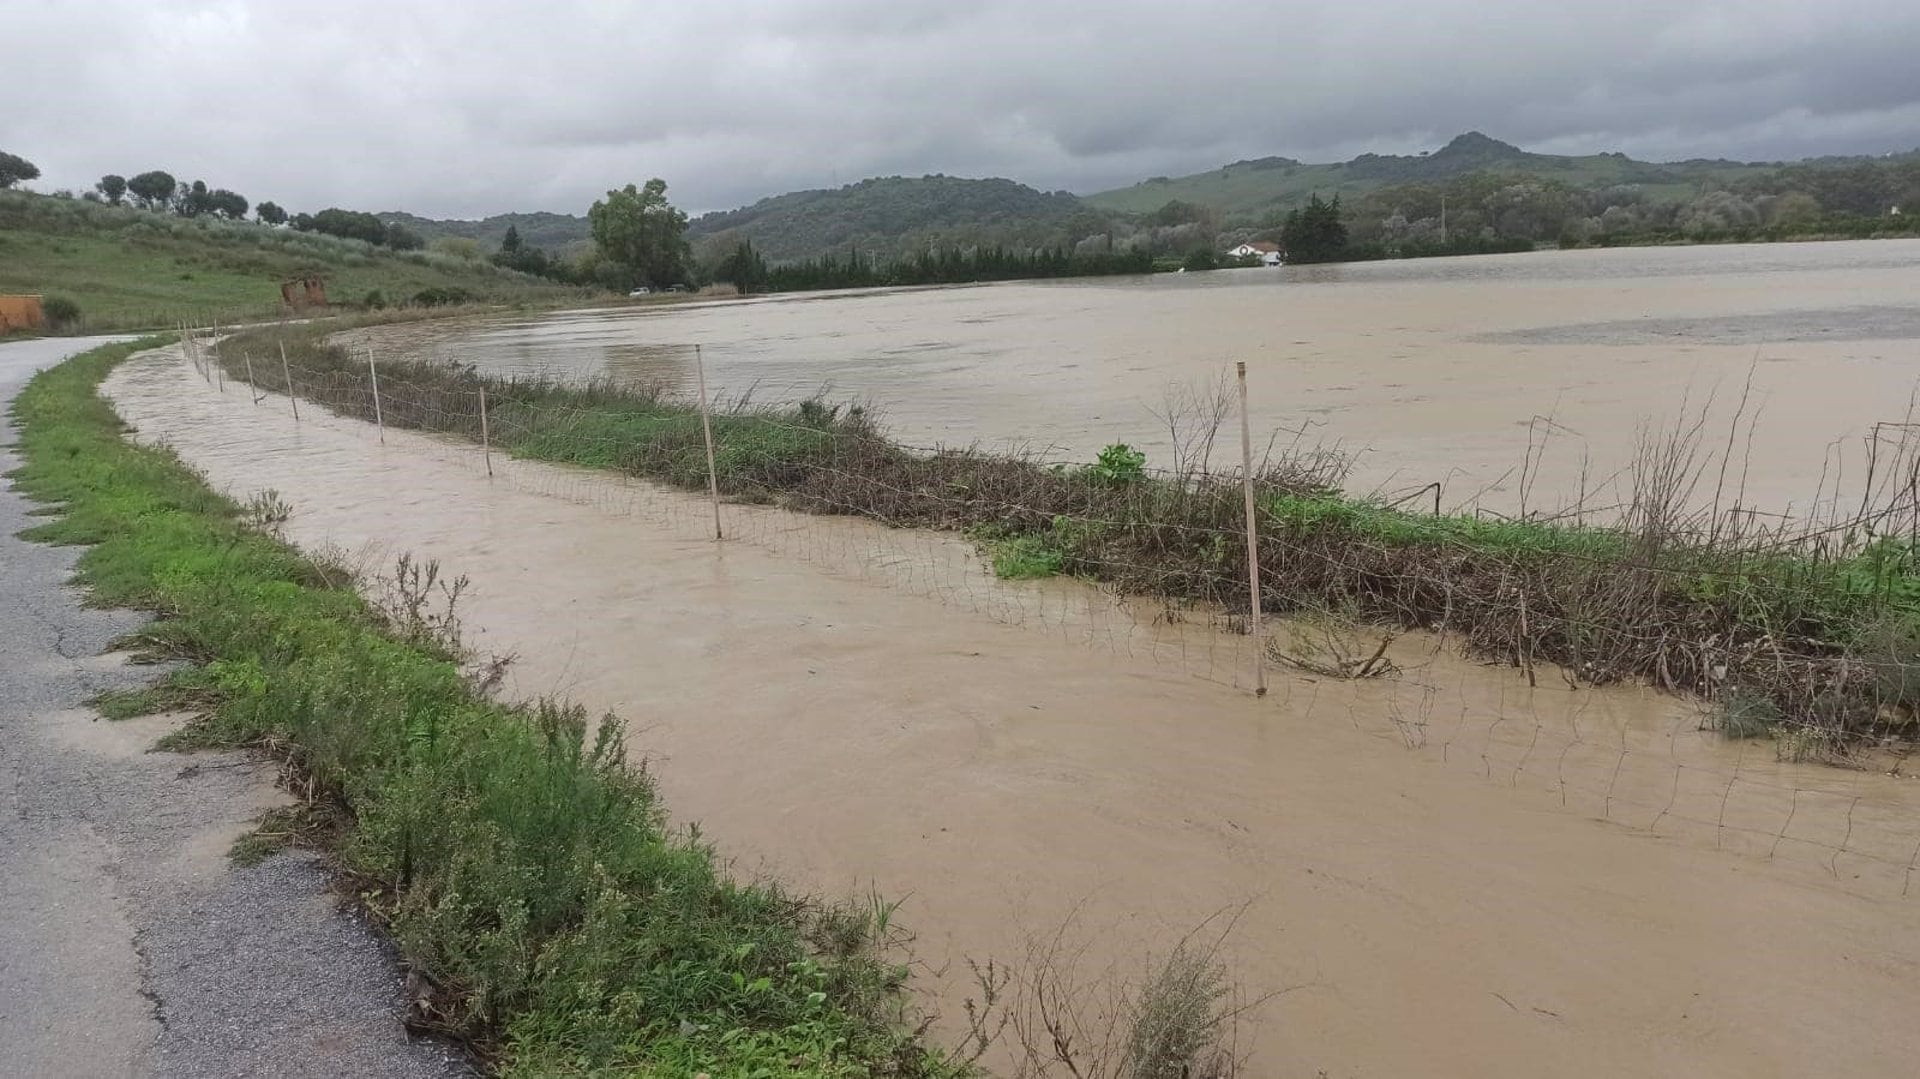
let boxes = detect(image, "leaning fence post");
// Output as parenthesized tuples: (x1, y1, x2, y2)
(1237, 360, 1267, 697)
(366, 346, 385, 443)
(478, 383, 494, 477)
(244, 352, 260, 404)
(279, 341, 300, 422)
(694, 343, 724, 540)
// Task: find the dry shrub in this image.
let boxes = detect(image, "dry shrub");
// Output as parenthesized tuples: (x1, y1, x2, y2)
(953, 906, 1275, 1079)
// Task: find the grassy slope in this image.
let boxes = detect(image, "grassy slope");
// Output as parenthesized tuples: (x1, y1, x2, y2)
(1084, 134, 1775, 218)
(0, 191, 582, 333)
(7, 338, 955, 1078)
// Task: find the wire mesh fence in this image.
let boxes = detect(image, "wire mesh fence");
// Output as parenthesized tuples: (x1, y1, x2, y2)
(172, 326, 1920, 898)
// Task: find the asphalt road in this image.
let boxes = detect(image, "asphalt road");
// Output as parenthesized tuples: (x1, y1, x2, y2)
(0, 337, 469, 1078)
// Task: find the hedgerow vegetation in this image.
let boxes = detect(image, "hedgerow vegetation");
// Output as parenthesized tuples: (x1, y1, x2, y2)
(8, 338, 961, 1076)
(222, 321, 1920, 750)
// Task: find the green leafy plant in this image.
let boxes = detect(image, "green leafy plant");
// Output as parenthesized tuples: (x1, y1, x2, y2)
(1091, 442, 1147, 486)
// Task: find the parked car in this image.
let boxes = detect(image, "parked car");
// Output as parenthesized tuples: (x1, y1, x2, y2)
(628, 286, 652, 297)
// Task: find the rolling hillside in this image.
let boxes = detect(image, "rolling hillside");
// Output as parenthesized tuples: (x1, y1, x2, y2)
(0, 191, 580, 332)
(684, 175, 1107, 262)
(1084, 132, 1777, 220)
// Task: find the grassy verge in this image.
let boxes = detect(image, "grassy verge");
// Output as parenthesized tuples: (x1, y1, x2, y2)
(7, 337, 960, 1077)
(218, 321, 1920, 748)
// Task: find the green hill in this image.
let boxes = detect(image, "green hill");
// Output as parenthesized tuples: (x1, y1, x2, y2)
(684, 175, 1110, 263)
(1087, 132, 1787, 221)
(0, 191, 580, 333)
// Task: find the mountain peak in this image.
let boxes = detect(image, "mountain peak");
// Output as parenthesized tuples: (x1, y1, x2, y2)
(1433, 131, 1526, 159)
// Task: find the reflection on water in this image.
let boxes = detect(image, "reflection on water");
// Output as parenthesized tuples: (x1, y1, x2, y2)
(351, 239, 1920, 519)
(600, 342, 698, 389)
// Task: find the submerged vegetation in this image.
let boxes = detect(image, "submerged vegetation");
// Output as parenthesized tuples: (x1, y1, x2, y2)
(221, 322, 1920, 749)
(9, 338, 960, 1076)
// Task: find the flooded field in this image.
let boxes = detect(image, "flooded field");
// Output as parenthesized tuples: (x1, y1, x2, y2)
(355, 240, 1920, 519)
(108, 346, 1920, 1078)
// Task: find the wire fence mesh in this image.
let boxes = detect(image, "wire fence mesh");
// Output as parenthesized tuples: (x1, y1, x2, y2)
(173, 326, 1920, 898)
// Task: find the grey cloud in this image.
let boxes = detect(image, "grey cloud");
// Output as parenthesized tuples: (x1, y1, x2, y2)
(7, 0, 1920, 219)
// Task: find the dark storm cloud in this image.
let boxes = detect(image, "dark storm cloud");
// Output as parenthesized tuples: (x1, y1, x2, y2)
(8, 0, 1920, 219)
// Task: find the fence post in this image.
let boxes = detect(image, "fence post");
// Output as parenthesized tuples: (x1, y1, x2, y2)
(1237, 361, 1267, 697)
(279, 341, 300, 422)
(244, 353, 260, 404)
(694, 343, 724, 540)
(367, 346, 385, 443)
(478, 384, 494, 477)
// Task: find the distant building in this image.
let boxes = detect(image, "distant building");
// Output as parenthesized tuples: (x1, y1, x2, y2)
(1227, 241, 1284, 266)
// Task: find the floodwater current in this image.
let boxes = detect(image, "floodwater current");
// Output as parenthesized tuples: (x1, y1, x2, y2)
(351, 240, 1920, 521)
(106, 342, 1920, 1078)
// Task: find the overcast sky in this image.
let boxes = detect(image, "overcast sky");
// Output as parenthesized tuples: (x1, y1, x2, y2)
(11, 0, 1920, 219)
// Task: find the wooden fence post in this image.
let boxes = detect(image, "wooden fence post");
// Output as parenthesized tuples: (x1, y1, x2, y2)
(1237, 361, 1267, 697)
(367, 346, 385, 443)
(695, 343, 723, 540)
(479, 384, 493, 477)
(279, 341, 300, 422)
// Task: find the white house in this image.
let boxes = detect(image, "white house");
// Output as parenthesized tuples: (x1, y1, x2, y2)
(1227, 241, 1284, 265)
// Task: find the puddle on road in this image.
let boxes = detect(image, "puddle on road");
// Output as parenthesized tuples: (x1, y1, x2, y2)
(108, 347, 1920, 1078)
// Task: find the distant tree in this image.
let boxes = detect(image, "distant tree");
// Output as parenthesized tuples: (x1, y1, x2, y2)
(714, 239, 770, 293)
(1280, 194, 1349, 263)
(297, 207, 389, 245)
(589, 178, 690, 290)
(255, 200, 287, 226)
(174, 179, 215, 217)
(0, 151, 40, 189)
(126, 170, 176, 208)
(500, 224, 524, 255)
(384, 222, 424, 251)
(208, 188, 249, 220)
(97, 174, 128, 205)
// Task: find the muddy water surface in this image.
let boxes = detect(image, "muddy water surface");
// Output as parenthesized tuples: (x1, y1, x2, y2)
(353, 240, 1920, 519)
(109, 348, 1920, 1078)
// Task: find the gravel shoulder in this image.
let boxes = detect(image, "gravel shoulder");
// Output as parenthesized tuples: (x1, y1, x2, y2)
(0, 337, 469, 1078)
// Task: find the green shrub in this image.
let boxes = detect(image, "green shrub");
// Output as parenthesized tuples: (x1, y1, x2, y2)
(989, 534, 1065, 579)
(1091, 442, 1147, 486)
(410, 286, 473, 307)
(41, 294, 80, 329)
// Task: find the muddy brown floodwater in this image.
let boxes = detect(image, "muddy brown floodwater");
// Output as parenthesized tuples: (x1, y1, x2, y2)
(109, 346, 1920, 1078)
(350, 240, 1920, 521)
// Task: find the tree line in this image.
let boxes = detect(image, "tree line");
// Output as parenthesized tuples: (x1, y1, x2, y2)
(732, 242, 1154, 292)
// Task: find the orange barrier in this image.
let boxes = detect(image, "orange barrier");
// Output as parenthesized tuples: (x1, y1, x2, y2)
(0, 294, 44, 332)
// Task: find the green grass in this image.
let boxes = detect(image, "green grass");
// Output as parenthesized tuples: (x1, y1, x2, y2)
(0, 191, 585, 332)
(985, 533, 1067, 579)
(7, 337, 959, 1078)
